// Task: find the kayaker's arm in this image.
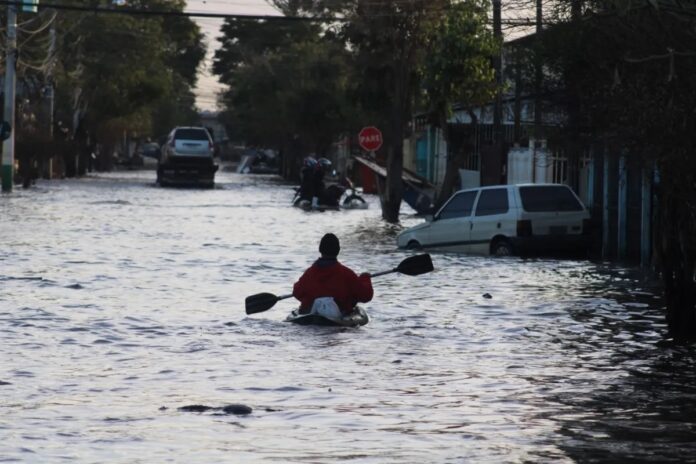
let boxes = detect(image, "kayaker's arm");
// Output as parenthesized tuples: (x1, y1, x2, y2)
(353, 272, 374, 303)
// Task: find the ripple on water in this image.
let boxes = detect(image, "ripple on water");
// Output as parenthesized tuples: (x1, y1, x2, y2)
(1, 170, 692, 464)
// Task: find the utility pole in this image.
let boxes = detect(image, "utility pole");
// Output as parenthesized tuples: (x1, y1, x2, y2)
(1, 5, 17, 192)
(532, 0, 543, 183)
(492, 0, 503, 144)
(44, 17, 56, 178)
(534, 0, 543, 142)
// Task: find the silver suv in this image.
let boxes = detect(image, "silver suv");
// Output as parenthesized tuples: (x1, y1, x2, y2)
(397, 183, 591, 256)
(157, 126, 218, 188)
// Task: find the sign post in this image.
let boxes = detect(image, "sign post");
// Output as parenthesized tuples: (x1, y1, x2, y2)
(358, 126, 383, 153)
(357, 126, 383, 194)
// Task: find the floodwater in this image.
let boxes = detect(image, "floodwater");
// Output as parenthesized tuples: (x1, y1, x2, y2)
(1, 167, 695, 464)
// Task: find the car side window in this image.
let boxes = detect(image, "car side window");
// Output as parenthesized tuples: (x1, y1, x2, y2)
(474, 188, 509, 216)
(438, 191, 477, 220)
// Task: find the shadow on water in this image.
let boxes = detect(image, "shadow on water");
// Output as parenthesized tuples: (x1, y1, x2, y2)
(509, 265, 696, 463)
(551, 343, 696, 463)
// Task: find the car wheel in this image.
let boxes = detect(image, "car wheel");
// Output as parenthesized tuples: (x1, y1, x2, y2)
(491, 239, 512, 257)
(406, 240, 422, 250)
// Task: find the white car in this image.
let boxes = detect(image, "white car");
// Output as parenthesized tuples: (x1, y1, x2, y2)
(157, 126, 218, 188)
(397, 183, 591, 256)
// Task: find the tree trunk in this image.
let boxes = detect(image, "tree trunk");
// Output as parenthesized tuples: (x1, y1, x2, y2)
(382, 120, 404, 223)
(656, 176, 696, 341)
(381, 51, 409, 223)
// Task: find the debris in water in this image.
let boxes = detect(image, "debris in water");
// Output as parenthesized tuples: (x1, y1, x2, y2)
(178, 404, 252, 415)
(221, 404, 252, 415)
(179, 405, 214, 413)
(482, 293, 492, 299)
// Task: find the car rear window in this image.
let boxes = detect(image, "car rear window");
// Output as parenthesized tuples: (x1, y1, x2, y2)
(438, 190, 477, 220)
(475, 188, 509, 216)
(519, 186, 584, 212)
(175, 129, 210, 141)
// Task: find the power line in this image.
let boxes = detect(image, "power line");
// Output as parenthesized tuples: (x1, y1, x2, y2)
(0, 0, 543, 26)
(0, 0, 322, 21)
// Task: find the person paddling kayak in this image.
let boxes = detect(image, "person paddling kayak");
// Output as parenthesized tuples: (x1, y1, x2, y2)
(293, 233, 374, 318)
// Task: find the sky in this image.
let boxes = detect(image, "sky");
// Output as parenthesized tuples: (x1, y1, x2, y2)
(185, 0, 281, 112)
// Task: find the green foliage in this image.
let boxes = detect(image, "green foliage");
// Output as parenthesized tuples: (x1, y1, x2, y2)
(47, 0, 204, 139)
(213, 14, 350, 153)
(213, 18, 321, 84)
(218, 37, 350, 154)
(421, 0, 498, 121)
(341, 0, 446, 124)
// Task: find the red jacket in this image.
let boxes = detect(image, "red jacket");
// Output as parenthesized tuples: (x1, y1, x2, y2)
(293, 258, 373, 315)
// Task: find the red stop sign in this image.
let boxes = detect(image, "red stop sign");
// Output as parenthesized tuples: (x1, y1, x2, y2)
(358, 126, 383, 152)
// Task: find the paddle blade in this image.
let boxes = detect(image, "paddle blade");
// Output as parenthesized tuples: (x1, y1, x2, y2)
(396, 254, 434, 276)
(245, 293, 279, 315)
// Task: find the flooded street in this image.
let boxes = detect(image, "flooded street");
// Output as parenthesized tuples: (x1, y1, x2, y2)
(1, 168, 695, 463)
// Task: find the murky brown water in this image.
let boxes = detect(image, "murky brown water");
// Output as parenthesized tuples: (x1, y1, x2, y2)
(1, 168, 694, 463)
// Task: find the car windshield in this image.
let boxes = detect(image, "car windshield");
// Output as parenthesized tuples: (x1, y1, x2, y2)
(519, 186, 584, 212)
(175, 129, 209, 141)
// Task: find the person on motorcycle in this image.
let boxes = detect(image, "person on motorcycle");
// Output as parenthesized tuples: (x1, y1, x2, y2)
(312, 157, 332, 208)
(299, 157, 317, 203)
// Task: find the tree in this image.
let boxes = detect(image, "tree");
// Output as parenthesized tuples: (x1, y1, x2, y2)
(543, 0, 696, 340)
(48, 0, 204, 168)
(213, 12, 352, 178)
(340, 0, 450, 223)
(421, 0, 499, 208)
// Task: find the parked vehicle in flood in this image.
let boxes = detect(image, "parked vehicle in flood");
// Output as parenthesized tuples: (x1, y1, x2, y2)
(397, 183, 591, 256)
(157, 127, 218, 188)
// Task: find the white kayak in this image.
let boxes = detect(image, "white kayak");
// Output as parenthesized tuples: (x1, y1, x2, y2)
(285, 307, 369, 327)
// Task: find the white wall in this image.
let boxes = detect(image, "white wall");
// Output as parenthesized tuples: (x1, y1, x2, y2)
(507, 139, 555, 184)
(459, 169, 480, 190)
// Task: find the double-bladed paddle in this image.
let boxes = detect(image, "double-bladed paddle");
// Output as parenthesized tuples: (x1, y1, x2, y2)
(245, 253, 434, 315)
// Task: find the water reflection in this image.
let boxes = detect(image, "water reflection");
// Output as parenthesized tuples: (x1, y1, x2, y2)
(0, 169, 693, 463)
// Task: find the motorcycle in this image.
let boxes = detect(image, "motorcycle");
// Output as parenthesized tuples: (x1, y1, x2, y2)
(292, 176, 368, 210)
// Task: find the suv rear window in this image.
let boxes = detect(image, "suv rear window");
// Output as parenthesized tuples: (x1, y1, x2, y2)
(475, 188, 509, 216)
(175, 128, 210, 141)
(519, 186, 584, 212)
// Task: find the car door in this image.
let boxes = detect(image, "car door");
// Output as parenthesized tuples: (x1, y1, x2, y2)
(426, 190, 478, 252)
(469, 187, 514, 254)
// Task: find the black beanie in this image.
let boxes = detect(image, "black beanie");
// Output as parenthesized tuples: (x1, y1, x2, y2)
(319, 233, 340, 258)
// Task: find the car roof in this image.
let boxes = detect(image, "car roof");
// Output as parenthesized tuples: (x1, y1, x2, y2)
(452, 183, 571, 195)
(174, 126, 207, 131)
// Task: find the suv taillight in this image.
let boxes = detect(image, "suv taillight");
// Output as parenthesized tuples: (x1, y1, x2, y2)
(517, 219, 532, 237)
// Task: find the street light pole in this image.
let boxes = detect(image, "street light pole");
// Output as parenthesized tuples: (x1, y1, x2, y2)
(2, 5, 17, 192)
